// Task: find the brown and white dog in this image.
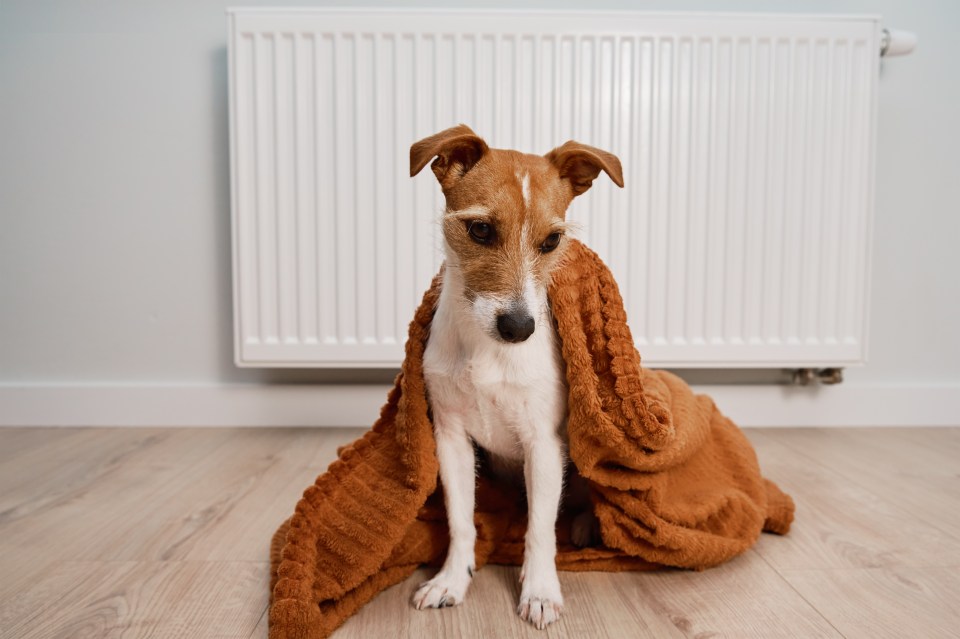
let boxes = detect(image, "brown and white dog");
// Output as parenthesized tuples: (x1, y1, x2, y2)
(409, 125, 623, 629)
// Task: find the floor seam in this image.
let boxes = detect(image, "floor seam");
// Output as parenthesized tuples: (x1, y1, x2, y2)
(750, 548, 849, 639)
(248, 605, 269, 639)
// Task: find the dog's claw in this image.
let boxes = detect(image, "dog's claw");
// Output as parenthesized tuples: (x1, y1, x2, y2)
(518, 596, 562, 629)
(412, 572, 469, 610)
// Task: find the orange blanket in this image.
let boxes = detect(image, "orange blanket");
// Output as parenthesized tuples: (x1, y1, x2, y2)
(269, 240, 794, 639)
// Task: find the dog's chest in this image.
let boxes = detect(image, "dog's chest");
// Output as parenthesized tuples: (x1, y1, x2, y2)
(424, 319, 567, 462)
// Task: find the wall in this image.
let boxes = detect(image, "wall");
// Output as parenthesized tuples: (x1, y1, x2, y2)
(1, 0, 958, 425)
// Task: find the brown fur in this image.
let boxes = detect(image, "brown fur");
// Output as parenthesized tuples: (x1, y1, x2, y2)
(268, 240, 795, 639)
(410, 124, 623, 301)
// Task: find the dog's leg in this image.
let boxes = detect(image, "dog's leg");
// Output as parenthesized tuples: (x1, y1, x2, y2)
(518, 430, 565, 629)
(412, 418, 476, 609)
(566, 467, 601, 548)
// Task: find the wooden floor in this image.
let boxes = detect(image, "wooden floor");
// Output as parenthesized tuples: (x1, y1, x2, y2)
(0, 427, 958, 638)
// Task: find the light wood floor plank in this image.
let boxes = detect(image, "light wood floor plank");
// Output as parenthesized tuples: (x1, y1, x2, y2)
(179, 428, 359, 562)
(0, 429, 235, 560)
(123, 428, 320, 562)
(780, 565, 960, 639)
(0, 560, 267, 639)
(1, 426, 958, 638)
(249, 607, 269, 639)
(745, 428, 960, 571)
(0, 427, 73, 464)
(0, 559, 113, 637)
(750, 427, 960, 537)
(0, 427, 159, 507)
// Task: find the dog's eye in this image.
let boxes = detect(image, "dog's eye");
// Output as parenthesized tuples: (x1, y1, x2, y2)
(467, 221, 495, 245)
(540, 232, 562, 253)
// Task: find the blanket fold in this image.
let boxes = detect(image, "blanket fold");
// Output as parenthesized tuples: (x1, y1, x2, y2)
(269, 240, 794, 639)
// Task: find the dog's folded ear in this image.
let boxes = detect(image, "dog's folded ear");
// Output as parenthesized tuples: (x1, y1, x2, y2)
(410, 124, 489, 188)
(545, 141, 624, 196)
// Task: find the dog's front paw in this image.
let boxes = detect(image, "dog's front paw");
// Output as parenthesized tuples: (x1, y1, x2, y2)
(518, 595, 563, 630)
(412, 568, 473, 610)
(518, 568, 563, 629)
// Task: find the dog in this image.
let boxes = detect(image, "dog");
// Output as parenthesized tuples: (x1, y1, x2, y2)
(409, 124, 623, 629)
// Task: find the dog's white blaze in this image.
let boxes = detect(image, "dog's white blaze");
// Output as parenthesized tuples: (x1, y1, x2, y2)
(522, 273, 544, 322)
(521, 172, 531, 208)
(519, 217, 548, 321)
(520, 219, 531, 276)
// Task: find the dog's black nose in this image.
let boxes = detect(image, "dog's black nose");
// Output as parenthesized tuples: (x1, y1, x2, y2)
(496, 312, 535, 343)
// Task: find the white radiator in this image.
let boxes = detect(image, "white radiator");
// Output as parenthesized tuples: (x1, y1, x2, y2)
(228, 9, 882, 368)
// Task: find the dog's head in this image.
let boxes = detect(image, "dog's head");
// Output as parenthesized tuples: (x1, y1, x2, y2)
(410, 124, 623, 344)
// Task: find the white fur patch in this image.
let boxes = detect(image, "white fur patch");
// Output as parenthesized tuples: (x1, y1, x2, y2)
(470, 293, 508, 336)
(521, 172, 531, 208)
(521, 273, 544, 322)
(449, 204, 490, 218)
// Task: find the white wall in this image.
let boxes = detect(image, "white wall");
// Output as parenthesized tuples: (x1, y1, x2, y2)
(1, 1, 958, 425)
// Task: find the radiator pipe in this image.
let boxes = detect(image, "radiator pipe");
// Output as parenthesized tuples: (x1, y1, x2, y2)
(792, 368, 844, 385)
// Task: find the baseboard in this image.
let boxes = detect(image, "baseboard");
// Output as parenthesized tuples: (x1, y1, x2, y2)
(0, 383, 957, 428)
